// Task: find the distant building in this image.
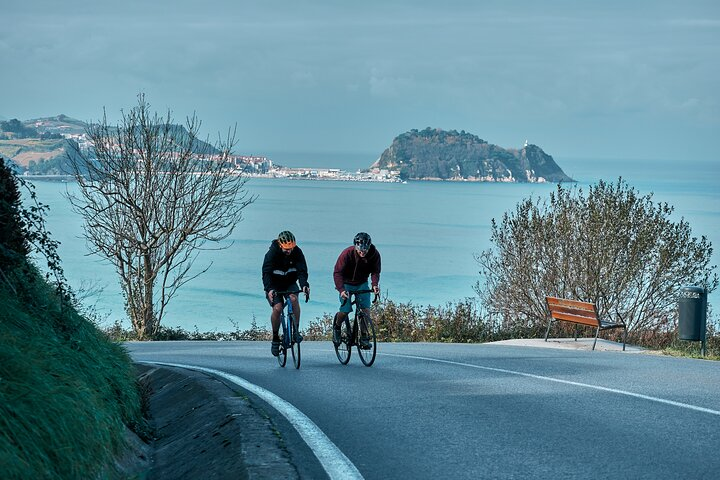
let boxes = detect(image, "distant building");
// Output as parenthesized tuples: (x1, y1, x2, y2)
(229, 155, 271, 173)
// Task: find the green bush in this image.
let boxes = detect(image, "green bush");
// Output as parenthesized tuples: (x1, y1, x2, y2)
(102, 316, 273, 342)
(0, 158, 30, 269)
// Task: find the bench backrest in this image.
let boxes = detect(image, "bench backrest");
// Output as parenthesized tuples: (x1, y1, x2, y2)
(545, 296, 600, 327)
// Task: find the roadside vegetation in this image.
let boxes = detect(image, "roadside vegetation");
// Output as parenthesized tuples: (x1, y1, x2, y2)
(102, 296, 719, 359)
(475, 178, 717, 335)
(0, 158, 145, 478)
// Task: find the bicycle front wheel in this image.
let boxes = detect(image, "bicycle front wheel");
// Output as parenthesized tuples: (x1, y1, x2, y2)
(357, 312, 377, 367)
(290, 315, 301, 369)
(277, 314, 287, 367)
(334, 318, 352, 365)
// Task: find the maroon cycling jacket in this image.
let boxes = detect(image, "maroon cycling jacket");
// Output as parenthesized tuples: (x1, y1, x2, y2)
(333, 245, 381, 292)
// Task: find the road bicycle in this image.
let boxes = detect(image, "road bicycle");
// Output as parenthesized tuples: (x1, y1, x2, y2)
(275, 289, 308, 369)
(334, 289, 379, 367)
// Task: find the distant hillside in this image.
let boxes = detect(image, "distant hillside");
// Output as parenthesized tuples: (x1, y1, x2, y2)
(0, 115, 220, 175)
(29, 114, 88, 135)
(0, 115, 89, 174)
(0, 138, 73, 172)
(373, 128, 573, 183)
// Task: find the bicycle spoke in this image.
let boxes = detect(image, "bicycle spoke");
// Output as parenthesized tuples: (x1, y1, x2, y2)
(290, 316, 301, 369)
(357, 313, 377, 367)
(277, 314, 287, 367)
(277, 337, 287, 367)
(334, 318, 352, 365)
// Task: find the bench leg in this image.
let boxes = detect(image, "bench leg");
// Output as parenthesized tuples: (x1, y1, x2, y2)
(593, 327, 600, 350)
(622, 327, 627, 351)
(574, 324, 578, 341)
(544, 319, 552, 342)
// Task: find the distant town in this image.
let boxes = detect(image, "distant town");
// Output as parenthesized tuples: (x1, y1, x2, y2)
(234, 155, 402, 183)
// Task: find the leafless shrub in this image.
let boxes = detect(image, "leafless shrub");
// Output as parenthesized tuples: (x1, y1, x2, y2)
(475, 178, 718, 333)
(67, 95, 255, 339)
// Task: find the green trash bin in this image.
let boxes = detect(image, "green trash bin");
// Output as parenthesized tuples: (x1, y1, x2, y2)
(678, 286, 707, 355)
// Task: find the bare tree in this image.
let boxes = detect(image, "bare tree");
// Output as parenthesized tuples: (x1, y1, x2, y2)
(474, 179, 718, 334)
(67, 95, 255, 339)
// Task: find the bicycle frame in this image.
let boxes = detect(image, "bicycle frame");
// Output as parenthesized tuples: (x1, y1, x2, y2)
(334, 289, 379, 366)
(275, 289, 308, 369)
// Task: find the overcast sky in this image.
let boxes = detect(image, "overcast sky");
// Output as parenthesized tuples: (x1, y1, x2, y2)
(2, 1, 718, 167)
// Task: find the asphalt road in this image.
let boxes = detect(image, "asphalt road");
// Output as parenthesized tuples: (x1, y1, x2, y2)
(127, 341, 720, 479)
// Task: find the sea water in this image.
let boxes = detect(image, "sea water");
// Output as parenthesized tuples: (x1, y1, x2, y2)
(24, 156, 719, 332)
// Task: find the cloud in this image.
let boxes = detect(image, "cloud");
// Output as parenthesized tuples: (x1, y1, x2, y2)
(290, 71, 317, 88)
(1, 0, 718, 160)
(668, 18, 720, 28)
(368, 68, 415, 98)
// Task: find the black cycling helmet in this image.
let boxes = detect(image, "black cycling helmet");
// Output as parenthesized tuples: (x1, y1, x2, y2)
(353, 232, 372, 252)
(278, 230, 296, 249)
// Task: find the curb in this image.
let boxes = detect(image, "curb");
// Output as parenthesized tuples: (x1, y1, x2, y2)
(135, 364, 299, 479)
(488, 337, 646, 352)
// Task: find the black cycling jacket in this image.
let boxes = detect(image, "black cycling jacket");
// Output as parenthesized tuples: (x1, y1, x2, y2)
(262, 240, 309, 292)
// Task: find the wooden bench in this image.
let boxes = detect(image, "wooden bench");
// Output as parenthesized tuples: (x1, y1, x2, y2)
(545, 296, 627, 351)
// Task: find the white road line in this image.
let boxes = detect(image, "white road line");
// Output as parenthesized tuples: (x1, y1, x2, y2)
(145, 362, 363, 480)
(382, 353, 720, 417)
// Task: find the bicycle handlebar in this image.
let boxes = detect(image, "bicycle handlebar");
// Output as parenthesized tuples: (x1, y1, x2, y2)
(274, 289, 310, 303)
(340, 289, 379, 307)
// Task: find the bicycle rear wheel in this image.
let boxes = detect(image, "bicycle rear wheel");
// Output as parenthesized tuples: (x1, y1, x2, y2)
(334, 318, 352, 365)
(357, 312, 377, 367)
(290, 315, 301, 369)
(277, 314, 287, 367)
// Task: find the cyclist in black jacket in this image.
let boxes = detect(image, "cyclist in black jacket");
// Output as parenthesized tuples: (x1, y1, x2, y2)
(262, 231, 310, 356)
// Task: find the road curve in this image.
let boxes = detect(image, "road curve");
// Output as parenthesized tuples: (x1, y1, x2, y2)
(127, 341, 720, 479)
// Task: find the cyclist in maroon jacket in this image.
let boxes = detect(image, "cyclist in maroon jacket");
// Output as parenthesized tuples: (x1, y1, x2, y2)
(332, 232, 381, 348)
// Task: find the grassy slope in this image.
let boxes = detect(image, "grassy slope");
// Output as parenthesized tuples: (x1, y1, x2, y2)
(0, 266, 143, 479)
(0, 138, 67, 167)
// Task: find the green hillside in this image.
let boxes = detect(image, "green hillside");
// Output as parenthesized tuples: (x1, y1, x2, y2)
(0, 157, 145, 478)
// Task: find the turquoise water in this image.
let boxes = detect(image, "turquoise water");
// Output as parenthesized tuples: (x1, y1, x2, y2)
(26, 156, 719, 331)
